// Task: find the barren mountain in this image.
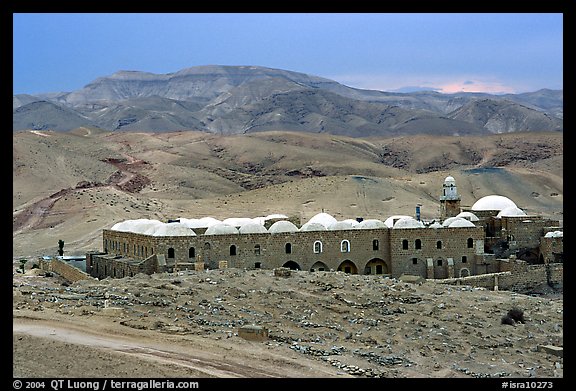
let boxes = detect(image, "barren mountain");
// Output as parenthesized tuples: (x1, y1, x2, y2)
(448, 99, 563, 133)
(12, 65, 563, 135)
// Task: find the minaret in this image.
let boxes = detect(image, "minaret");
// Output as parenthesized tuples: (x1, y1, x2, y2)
(439, 175, 461, 219)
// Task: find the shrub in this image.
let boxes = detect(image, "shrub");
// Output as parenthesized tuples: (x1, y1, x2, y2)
(501, 315, 516, 325)
(507, 307, 525, 323)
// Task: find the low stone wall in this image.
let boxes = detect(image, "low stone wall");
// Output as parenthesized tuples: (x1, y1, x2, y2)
(39, 258, 94, 283)
(434, 262, 563, 292)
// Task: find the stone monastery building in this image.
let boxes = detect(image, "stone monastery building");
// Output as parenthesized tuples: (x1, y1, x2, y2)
(87, 176, 563, 280)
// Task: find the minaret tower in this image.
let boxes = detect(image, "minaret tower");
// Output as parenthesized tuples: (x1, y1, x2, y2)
(439, 175, 461, 219)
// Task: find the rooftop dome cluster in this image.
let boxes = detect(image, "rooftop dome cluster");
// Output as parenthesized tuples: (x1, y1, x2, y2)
(110, 207, 484, 236)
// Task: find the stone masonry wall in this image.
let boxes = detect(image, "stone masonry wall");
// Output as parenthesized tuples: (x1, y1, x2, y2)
(435, 261, 563, 292)
(39, 258, 94, 283)
(389, 226, 484, 279)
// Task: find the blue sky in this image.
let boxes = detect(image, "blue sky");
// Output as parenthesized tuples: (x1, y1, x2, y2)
(13, 13, 563, 95)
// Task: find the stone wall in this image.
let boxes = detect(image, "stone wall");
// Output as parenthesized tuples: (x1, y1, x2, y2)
(39, 258, 94, 283)
(540, 235, 563, 264)
(502, 217, 559, 249)
(434, 260, 563, 292)
(389, 226, 484, 278)
(88, 253, 159, 279)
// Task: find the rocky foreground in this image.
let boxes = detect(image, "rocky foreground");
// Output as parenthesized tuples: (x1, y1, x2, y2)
(13, 260, 563, 379)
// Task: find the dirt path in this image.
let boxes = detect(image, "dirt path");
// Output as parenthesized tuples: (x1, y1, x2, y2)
(13, 316, 345, 378)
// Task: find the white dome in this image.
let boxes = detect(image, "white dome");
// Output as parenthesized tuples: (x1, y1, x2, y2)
(239, 223, 268, 234)
(456, 211, 479, 222)
(180, 217, 222, 228)
(355, 219, 386, 229)
(268, 220, 299, 233)
(265, 214, 289, 221)
(222, 217, 255, 227)
(429, 222, 443, 229)
(306, 212, 337, 228)
(497, 206, 527, 217)
(447, 218, 476, 228)
(471, 195, 517, 211)
(442, 216, 461, 227)
(328, 220, 357, 230)
(300, 222, 328, 232)
(153, 222, 196, 236)
(393, 217, 425, 229)
(444, 176, 456, 185)
(544, 231, 563, 238)
(111, 219, 163, 234)
(204, 223, 239, 235)
(384, 215, 413, 228)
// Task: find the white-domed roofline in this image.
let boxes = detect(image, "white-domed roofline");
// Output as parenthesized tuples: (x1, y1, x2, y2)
(268, 220, 299, 233)
(471, 195, 517, 211)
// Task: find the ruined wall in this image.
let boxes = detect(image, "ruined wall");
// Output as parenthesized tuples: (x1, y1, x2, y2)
(540, 235, 563, 264)
(39, 258, 94, 283)
(88, 254, 158, 279)
(435, 261, 563, 292)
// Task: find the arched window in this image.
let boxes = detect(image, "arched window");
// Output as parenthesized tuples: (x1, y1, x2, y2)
(314, 241, 323, 254)
(204, 242, 211, 250)
(285, 243, 292, 254)
(436, 241, 442, 249)
(230, 245, 237, 256)
(402, 239, 409, 250)
(437, 259, 443, 266)
(189, 247, 195, 258)
(167, 248, 175, 258)
(340, 240, 350, 253)
(372, 239, 379, 251)
(415, 239, 422, 249)
(467, 238, 474, 248)
(254, 244, 261, 255)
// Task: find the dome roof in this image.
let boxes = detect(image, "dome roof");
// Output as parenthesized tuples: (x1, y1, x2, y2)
(300, 222, 328, 232)
(444, 176, 456, 185)
(384, 215, 413, 228)
(222, 217, 255, 227)
(265, 214, 288, 221)
(442, 216, 461, 227)
(204, 223, 239, 235)
(268, 220, 299, 233)
(239, 223, 268, 234)
(544, 231, 563, 238)
(179, 217, 221, 228)
(306, 212, 337, 228)
(497, 206, 527, 217)
(392, 217, 425, 229)
(328, 220, 357, 230)
(429, 222, 443, 229)
(456, 211, 479, 222)
(355, 219, 386, 229)
(153, 222, 196, 236)
(471, 195, 517, 211)
(111, 219, 164, 234)
(447, 218, 476, 228)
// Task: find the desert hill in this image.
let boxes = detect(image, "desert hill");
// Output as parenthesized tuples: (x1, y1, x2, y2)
(12, 65, 563, 135)
(12, 129, 563, 258)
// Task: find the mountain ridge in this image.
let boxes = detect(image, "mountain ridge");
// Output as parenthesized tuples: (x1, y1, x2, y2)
(13, 65, 563, 136)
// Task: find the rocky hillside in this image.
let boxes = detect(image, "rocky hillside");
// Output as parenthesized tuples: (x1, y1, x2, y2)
(13, 65, 563, 135)
(13, 261, 564, 378)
